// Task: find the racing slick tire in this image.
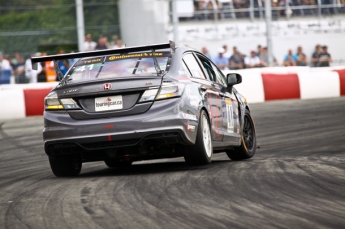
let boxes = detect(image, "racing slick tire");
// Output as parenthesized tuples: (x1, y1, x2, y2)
(104, 159, 133, 168)
(226, 109, 256, 160)
(48, 155, 82, 177)
(184, 110, 213, 165)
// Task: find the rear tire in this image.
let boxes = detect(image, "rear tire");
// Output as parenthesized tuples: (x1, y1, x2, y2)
(184, 110, 213, 165)
(104, 159, 133, 168)
(226, 109, 256, 160)
(49, 156, 82, 177)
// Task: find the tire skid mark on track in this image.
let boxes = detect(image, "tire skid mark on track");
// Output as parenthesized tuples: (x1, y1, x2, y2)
(4, 174, 53, 229)
(0, 120, 43, 154)
(0, 97, 345, 228)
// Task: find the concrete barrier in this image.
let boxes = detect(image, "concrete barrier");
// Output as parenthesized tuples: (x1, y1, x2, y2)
(226, 66, 345, 103)
(0, 67, 344, 120)
(0, 83, 57, 119)
(333, 69, 345, 96)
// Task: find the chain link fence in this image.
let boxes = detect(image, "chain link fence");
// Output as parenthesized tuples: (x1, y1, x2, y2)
(0, 0, 120, 58)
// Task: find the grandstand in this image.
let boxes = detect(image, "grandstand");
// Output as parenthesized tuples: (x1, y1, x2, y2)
(120, 0, 345, 66)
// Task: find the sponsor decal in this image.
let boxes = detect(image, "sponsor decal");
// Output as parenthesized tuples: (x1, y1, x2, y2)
(104, 83, 112, 90)
(74, 58, 102, 66)
(83, 58, 102, 64)
(95, 95, 123, 112)
(95, 97, 122, 108)
(226, 102, 234, 133)
(182, 113, 197, 120)
(187, 124, 196, 132)
(107, 52, 165, 61)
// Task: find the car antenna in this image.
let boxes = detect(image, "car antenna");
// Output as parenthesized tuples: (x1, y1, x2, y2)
(151, 49, 163, 76)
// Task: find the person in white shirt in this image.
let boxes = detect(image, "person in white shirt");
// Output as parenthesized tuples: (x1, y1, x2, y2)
(112, 39, 125, 49)
(223, 45, 231, 59)
(0, 52, 12, 70)
(83, 34, 97, 52)
(244, 50, 261, 68)
(25, 53, 42, 83)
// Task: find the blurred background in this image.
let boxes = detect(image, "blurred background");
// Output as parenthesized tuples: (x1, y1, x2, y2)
(0, 0, 344, 84)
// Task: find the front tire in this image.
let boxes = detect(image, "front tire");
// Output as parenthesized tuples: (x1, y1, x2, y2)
(49, 156, 82, 177)
(184, 110, 213, 165)
(226, 109, 256, 160)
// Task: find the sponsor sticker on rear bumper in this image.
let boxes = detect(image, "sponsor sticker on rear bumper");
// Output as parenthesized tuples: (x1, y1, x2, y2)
(95, 95, 123, 112)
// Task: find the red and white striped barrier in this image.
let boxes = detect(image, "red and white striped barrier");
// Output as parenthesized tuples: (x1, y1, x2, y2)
(0, 67, 344, 120)
(226, 67, 345, 103)
(0, 83, 57, 119)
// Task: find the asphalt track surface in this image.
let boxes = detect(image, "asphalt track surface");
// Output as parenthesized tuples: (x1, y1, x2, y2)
(1, 97, 345, 229)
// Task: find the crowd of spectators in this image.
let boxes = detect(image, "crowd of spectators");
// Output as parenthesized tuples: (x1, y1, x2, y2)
(204, 43, 332, 70)
(0, 37, 334, 84)
(0, 34, 125, 84)
(190, 0, 345, 19)
(283, 44, 332, 67)
(84, 34, 125, 52)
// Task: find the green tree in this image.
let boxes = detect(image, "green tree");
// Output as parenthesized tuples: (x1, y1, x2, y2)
(0, 0, 119, 57)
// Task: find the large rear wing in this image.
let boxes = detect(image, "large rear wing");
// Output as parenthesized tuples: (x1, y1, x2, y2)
(31, 41, 176, 70)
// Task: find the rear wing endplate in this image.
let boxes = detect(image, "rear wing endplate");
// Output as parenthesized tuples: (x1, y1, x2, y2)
(31, 41, 176, 70)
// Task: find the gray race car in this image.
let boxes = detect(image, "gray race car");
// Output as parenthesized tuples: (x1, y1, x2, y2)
(32, 41, 257, 177)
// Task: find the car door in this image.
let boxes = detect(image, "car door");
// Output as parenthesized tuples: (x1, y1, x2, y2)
(210, 63, 241, 143)
(193, 53, 225, 141)
(182, 52, 223, 141)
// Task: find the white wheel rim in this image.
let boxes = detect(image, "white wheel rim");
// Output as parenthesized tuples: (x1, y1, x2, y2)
(202, 115, 212, 157)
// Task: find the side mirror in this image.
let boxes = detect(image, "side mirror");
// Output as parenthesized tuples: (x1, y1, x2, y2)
(227, 73, 242, 87)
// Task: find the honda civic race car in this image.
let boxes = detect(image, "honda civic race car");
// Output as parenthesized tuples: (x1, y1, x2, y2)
(31, 41, 257, 177)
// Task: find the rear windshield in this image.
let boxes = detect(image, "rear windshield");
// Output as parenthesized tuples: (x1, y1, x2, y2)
(68, 52, 170, 82)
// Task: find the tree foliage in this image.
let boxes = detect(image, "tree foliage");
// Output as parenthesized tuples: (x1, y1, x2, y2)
(0, 0, 119, 56)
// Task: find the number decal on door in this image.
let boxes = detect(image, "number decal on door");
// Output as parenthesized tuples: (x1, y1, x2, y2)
(225, 98, 234, 133)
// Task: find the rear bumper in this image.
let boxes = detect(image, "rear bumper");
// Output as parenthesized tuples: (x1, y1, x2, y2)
(43, 98, 199, 156)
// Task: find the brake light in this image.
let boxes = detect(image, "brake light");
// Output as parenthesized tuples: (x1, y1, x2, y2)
(44, 91, 80, 110)
(138, 83, 185, 102)
(156, 83, 185, 100)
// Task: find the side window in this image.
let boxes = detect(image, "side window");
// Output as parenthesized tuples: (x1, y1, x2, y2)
(182, 61, 192, 77)
(196, 55, 217, 82)
(211, 63, 227, 86)
(182, 53, 206, 79)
